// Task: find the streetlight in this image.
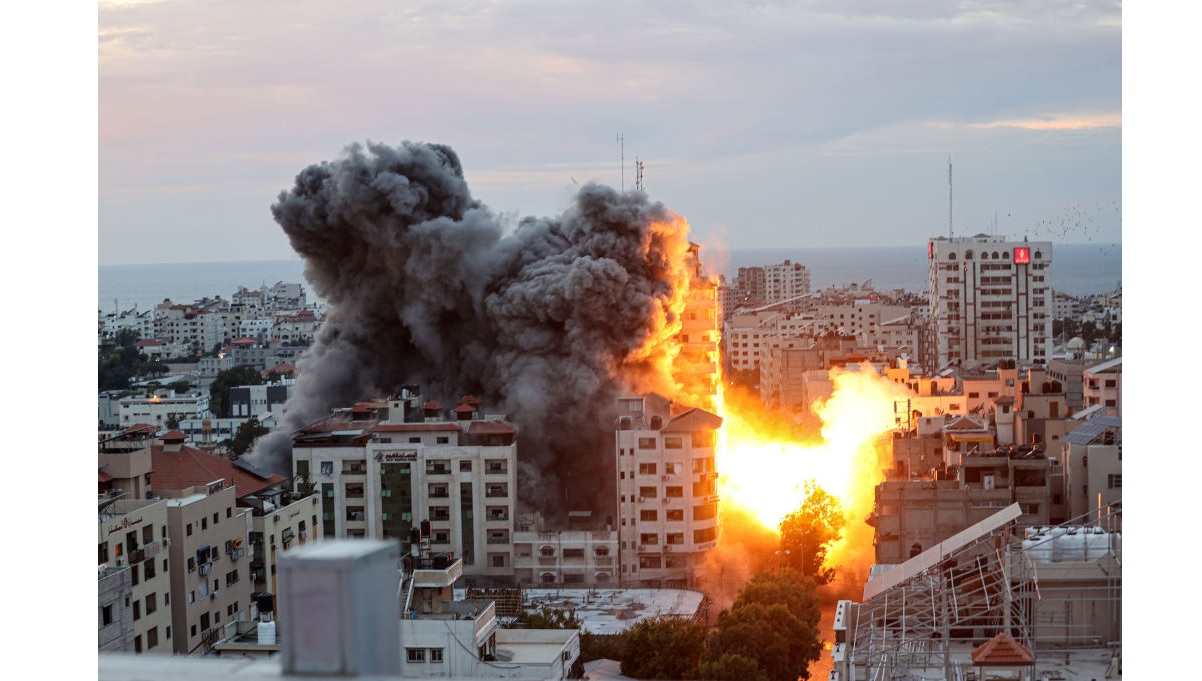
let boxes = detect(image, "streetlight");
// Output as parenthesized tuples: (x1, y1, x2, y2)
(774, 549, 791, 573)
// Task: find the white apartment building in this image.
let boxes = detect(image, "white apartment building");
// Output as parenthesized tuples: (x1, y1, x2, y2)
(154, 302, 224, 351)
(926, 235, 1053, 371)
(118, 391, 211, 427)
(512, 514, 619, 586)
(733, 260, 812, 309)
(724, 311, 815, 372)
(290, 395, 518, 582)
(98, 497, 173, 654)
(614, 394, 722, 588)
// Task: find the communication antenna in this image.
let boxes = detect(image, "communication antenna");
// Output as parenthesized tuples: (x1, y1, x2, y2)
(635, 157, 645, 192)
(948, 155, 953, 239)
(617, 133, 625, 191)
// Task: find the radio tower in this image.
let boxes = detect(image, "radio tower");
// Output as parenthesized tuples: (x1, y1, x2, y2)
(635, 157, 645, 192)
(617, 133, 625, 191)
(948, 155, 954, 239)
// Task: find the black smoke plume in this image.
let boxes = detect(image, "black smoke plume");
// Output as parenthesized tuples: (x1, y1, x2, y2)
(251, 141, 695, 520)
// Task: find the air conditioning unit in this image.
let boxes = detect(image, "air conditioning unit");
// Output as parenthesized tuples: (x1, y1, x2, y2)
(211, 592, 218, 600)
(162, 537, 170, 547)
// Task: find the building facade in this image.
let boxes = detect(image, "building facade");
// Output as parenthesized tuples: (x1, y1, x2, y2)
(98, 497, 173, 654)
(926, 235, 1053, 371)
(614, 394, 722, 588)
(290, 395, 518, 583)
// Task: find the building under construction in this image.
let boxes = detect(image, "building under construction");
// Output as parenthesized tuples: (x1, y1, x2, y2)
(831, 503, 1121, 680)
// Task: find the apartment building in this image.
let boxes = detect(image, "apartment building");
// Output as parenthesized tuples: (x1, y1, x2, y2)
(290, 394, 518, 582)
(614, 394, 722, 588)
(98, 497, 173, 654)
(117, 391, 211, 428)
(154, 302, 224, 351)
(677, 243, 721, 406)
(512, 512, 619, 586)
(229, 381, 294, 419)
(733, 260, 812, 310)
(926, 235, 1053, 371)
(1082, 357, 1122, 416)
(1061, 413, 1122, 521)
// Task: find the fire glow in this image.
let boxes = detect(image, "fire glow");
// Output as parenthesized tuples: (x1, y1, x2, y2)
(713, 366, 913, 564)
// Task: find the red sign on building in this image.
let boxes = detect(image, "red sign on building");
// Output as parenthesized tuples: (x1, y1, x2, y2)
(1013, 247, 1031, 264)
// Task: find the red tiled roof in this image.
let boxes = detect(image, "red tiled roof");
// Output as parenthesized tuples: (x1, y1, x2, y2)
(99, 471, 113, 482)
(662, 408, 724, 433)
(454, 403, 476, 413)
(123, 424, 157, 436)
(458, 395, 481, 406)
(161, 430, 187, 442)
(265, 363, 296, 375)
(466, 421, 516, 435)
(422, 400, 445, 410)
(150, 444, 286, 498)
(232, 338, 257, 345)
(136, 339, 163, 347)
(971, 633, 1033, 666)
(372, 423, 461, 433)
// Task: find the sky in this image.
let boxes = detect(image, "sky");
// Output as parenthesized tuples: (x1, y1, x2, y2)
(97, 0, 1123, 266)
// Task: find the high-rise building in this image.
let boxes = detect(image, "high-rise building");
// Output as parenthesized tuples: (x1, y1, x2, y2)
(614, 394, 722, 588)
(926, 235, 1053, 371)
(290, 394, 518, 583)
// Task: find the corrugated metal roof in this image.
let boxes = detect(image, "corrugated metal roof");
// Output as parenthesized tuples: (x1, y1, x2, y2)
(1064, 414, 1122, 445)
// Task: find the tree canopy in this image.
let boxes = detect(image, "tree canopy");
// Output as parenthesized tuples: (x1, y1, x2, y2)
(703, 569, 825, 681)
(619, 615, 707, 680)
(778, 482, 844, 584)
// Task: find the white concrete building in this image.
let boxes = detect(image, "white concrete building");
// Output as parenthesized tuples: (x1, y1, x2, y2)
(291, 395, 518, 582)
(512, 513, 619, 586)
(926, 235, 1053, 371)
(614, 394, 722, 588)
(118, 391, 211, 428)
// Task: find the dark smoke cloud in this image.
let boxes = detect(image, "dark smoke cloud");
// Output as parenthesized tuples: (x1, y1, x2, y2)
(250, 140, 694, 520)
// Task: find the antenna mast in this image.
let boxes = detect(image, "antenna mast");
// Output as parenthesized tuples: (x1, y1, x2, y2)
(948, 155, 953, 239)
(635, 157, 645, 192)
(617, 133, 625, 191)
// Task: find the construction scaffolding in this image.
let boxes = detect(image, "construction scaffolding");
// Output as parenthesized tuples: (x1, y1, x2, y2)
(833, 503, 1121, 681)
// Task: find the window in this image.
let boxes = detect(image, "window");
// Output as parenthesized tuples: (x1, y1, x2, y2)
(188, 591, 196, 604)
(666, 509, 684, 522)
(640, 510, 658, 521)
(430, 648, 444, 663)
(101, 604, 114, 626)
(201, 518, 207, 531)
(460, 460, 472, 472)
(638, 463, 657, 475)
(664, 436, 683, 449)
(407, 648, 426, 662)
(665, 486, 683, 498)
(639, 533, 659, 545)
(693, 527, 717, 543)
(133, 601, 141, 621)
(666, 533, 684, 545)
(186, 523, 193, 536)
(638, 486, 657, 499)
(145, 594, 157, 615)
(436, 436, 450, 444)
(637, 438, 656, 449)
(146, 626, 158, 649)
(1108, 474, 1122, 489)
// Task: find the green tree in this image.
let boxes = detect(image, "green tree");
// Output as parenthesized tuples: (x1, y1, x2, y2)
(619, 615, 707, 680)
(231, 418, 270, 456)
(507, 604, 581, 630)
(699, 653, 769, 681)
(209, 366, 264, 418)
(778, 482, 844, 584)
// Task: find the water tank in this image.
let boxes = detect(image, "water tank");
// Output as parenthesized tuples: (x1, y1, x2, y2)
(983, 474, 995, 490)
(257, 593, 274, 614)
(259, 621, 277, 645)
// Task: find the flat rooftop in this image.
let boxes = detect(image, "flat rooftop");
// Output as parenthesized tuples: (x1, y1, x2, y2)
(508, 588, 705, 635)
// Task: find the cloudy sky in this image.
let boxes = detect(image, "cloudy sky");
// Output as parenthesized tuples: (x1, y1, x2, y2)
(97, 0, 1122, 265)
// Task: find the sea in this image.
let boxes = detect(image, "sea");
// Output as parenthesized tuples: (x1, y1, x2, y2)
(97, 243, 1121, 315)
